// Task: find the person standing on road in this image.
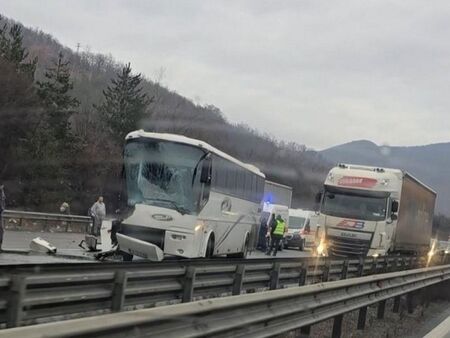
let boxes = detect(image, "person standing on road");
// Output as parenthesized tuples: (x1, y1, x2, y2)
(0, 185, 6, 251)
(266, 214, 287, 257)
(90, 196, 106, 236)
(60, 202, 70, 215)
(257, 217, 268, 251)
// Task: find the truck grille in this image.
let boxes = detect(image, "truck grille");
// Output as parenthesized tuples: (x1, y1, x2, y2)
(327, 235, 370, 257)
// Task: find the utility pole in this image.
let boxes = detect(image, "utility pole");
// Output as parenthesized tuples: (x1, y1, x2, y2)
(76, 43, 81, 54)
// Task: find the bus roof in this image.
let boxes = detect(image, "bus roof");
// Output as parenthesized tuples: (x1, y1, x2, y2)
(126, 130, 265, 177)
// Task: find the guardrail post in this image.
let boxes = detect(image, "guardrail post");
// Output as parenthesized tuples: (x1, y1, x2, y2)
(232, 265, 245, 295)
(341, 259, 349, 280)
(298, 262, 308, 286)
(383, 256, 389, 273)
(357, 257, 365, 277)
(182, 266, 196, 302)
(377, 299, 386, 319)
(332, 314, 344, 338)
(393, 296, 401, 313)
(297, 261, 311, 336)
(322, 260, 330, 282)
(269, 262, 281, 290)
(407, 292, 414, 314)
(299, 325, 311, 337)
(182, 266, 196, 303)
(371, 257, 378, 274)
(7, 275, 27, 328)
(357, 306, 368, 330)
(392, 257, 398, 272)
(112, 271, 128, 312)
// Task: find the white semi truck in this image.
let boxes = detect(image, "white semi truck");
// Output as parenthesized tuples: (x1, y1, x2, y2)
(316, 163, 436, 257)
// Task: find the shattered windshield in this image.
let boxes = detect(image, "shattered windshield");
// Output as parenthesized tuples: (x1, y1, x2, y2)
(124, 139, 205, 214)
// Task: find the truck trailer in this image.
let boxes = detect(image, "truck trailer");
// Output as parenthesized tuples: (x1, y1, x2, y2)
(316, 163, 436, 257)
(262, 180, 293, 207)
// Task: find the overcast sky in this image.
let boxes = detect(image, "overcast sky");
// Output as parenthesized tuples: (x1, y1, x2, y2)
(1, 0, 450, 150)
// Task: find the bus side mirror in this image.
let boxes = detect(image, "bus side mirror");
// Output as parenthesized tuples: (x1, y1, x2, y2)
(315, 192, 322, 204)
(391, 200, 399, 213)
(200, 157, 212, 184)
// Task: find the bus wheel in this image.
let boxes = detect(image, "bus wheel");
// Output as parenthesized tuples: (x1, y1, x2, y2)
(205, 235, 215, 258)
(121, 251, 133, 262)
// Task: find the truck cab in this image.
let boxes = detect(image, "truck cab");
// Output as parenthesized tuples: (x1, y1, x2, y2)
(315, 163, 435, 258)
(316, 164, 401, 257)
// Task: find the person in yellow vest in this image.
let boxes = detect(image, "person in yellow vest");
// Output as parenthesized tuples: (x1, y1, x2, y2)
(265, 214, 287, 256)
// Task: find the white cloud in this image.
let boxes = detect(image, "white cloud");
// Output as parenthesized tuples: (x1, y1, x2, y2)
(1, 0, 450, 149)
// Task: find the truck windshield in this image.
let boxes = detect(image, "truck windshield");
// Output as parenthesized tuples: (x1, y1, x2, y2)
(124, 139, 205, 214)
(288, 216, 306, 229)
(321, 190, 388, 221)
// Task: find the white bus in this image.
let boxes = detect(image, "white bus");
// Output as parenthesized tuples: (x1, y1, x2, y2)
(116, 130, 265, 261)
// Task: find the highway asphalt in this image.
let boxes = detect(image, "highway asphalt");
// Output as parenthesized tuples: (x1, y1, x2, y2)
(0, 230, 311, 264)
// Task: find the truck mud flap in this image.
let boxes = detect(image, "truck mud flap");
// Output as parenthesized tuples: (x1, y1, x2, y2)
(116, 233, 164, 261)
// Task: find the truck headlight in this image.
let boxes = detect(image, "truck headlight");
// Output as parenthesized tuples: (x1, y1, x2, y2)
(317, 241, 326, 256)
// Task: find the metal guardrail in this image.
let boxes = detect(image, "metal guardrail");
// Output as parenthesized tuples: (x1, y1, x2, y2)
(2, 264, 449, 338)
(2, 210, 91, 232)
(0, 254, 448, 329)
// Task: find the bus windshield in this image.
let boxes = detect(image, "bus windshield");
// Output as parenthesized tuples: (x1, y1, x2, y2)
(321, 189, 388, 221)
(288, 216, 306, 229)
(124, 139, 206, 214)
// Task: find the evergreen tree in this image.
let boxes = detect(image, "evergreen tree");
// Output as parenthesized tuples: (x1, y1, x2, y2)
(0, 16, 37, 78)
(96, 63, 151, 143)
(22, 53, 80, 210)
(37, 52, 79, 141)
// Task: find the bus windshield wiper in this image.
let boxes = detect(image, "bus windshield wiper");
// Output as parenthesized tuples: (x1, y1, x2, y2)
(145, 198, 190, 215)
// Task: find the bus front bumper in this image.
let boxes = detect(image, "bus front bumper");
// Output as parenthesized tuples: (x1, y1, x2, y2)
(117, 233, 164, 261)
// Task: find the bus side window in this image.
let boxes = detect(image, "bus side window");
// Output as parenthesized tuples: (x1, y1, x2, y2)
(215, 157, 227, 192)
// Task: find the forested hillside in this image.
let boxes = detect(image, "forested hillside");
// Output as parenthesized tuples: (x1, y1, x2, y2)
(0, 16, 328, 213)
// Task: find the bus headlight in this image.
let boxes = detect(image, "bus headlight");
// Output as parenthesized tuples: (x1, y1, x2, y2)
(195, 224, 203, 232)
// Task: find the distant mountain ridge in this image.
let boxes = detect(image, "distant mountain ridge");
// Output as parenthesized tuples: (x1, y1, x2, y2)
(320, 140, 450, 215)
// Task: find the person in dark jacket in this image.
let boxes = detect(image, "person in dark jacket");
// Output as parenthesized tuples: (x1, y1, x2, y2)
(265, 214, 287, 256)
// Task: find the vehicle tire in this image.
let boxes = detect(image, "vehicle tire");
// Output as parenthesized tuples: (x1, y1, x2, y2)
(205, 235, 215, 258)
(121, 251, 133, 262)
(299, 239, 305, 251)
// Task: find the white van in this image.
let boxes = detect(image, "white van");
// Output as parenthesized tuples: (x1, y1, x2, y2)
(285, 209, 318, 251)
